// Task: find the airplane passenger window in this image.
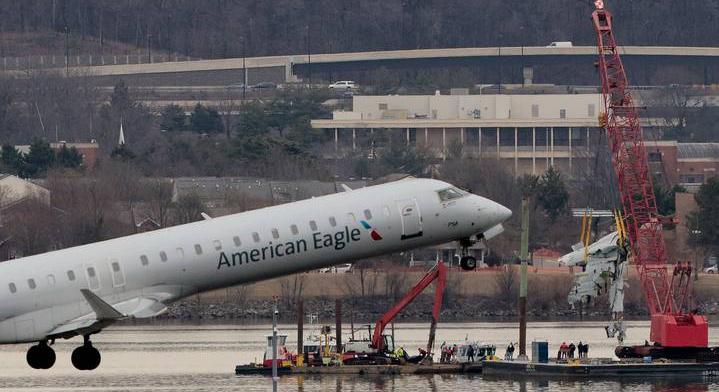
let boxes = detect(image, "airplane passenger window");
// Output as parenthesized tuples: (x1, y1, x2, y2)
(160, 251, 168, 262)
(364, 209, 373, 220)
(329, 217, 337, 227)
(67, 270, 76, 281)
(140, 255, 149, 266)
(272, 229, 279, 239)
(194, 244, 203, 255)
(8, 283, 16, 293)
(87, 267, 96, 277)
(309, 221, 318, 231)
(290, 225, 299, 235)
(252, 232, 260, 243)
(233, 236, 242, 246)
(111, 262, 121, 272)
(176, 247, 184, 259)
(213, 240, 222, 250)
(28, 279, 36, 290)
(382, 205, 391, 216)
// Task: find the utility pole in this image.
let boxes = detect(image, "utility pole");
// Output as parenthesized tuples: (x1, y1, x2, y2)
(242, 37, 247, 101)
(64, 25, 69, 76)
(518, 197, 529, 361)
(147, 31, 152, 63)
(272, 300, 278, 391)
(306, 25, 312, 89)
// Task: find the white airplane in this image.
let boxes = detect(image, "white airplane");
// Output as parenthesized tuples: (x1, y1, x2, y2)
(0, 177, 511, 370)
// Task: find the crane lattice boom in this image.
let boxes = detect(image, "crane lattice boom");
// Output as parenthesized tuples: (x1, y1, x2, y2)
(591, 2, 707, 347)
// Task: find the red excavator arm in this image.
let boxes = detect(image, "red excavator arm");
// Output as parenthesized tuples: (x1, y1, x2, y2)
(371, 262, 447, 352)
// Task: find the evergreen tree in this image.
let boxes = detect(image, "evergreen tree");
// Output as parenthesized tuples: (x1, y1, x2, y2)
(55, 145, 83, 169)
(688, 177, 719, 247)
(536, 167, 569, 223)
(24, 139, 55, 177)
(190, 103, 223, 133)
(160, 104, 187, 132)
(0, 144, 24, 175)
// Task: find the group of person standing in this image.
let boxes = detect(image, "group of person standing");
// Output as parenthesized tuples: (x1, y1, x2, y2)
(557, 341, 589, 360)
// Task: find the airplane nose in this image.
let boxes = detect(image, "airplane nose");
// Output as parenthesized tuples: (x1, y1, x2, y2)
(486, 201, 512, 225)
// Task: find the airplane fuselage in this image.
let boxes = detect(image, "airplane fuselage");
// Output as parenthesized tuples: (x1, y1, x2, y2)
(0, 178, 511, 344)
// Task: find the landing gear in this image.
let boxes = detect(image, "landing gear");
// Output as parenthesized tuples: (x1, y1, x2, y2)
(458, 238, 478, 271)
(460, 256, 477, 271)
(71, 335, 101, 370)
(26, 340, 56, 369)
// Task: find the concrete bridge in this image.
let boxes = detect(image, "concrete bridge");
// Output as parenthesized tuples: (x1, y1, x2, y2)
(12, 46, 719, 87)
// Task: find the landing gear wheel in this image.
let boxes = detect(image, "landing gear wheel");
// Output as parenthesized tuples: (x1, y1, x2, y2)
(72, 341, 101, 370)
(460, 256, 477, 271)
(26, 341, 56, 369)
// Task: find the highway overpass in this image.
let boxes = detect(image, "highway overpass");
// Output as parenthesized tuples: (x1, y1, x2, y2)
(13, 46, 719, 87)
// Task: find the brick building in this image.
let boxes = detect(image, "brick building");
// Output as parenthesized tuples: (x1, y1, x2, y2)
(646, 141, 719, 191)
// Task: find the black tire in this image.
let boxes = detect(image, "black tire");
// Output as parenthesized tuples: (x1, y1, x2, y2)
(26, 345, 42, 369)
(85, 346, 101, 370)
(72, 345, 101, 370)
(71, 346, 88, 370)
(460, 256, 477, 271)
(39, 345, 56, 369)
(26, 344, 55, 370)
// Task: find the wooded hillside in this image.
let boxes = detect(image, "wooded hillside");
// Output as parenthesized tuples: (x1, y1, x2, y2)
(1, 1, 717, 59)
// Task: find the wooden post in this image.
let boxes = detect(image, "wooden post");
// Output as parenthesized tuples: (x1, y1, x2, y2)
(335, 299, 342, 353)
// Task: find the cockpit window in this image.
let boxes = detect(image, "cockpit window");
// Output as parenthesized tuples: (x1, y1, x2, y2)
(437, 187, 467, 202)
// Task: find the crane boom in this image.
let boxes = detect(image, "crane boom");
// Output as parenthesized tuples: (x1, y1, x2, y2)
(591, 1, 707, 347)
(372, 262, 446, 352)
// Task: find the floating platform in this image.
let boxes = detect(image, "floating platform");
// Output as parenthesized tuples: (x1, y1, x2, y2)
(235, 362, 483, 376)
(482, 359, 719, 379)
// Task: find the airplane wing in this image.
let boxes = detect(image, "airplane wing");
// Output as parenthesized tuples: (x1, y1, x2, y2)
(48, 289, 170, 339)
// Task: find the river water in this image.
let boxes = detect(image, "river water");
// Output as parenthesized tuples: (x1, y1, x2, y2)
(0, 321, 717, 391)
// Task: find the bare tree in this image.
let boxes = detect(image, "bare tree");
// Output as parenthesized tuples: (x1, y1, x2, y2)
(147, 178, 173, 228)
(494, 265, 517, 305)
(279, 274, 305, 311)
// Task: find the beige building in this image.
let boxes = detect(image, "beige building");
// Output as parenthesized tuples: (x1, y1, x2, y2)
(312, 93, 610, 177)
(0, 174, 50, 208)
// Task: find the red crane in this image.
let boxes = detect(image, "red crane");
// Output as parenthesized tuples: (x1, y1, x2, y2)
(371, 262, 446, 353)
(591, 0, 708, 351)
(342, 262, 446, 364)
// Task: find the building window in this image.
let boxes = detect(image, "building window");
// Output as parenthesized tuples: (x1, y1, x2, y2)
(233, 236, 242, 247)
(329, 217, 337, 227)
(271, 229, 280, 239)
(194, 244, 203, 255)
(648, 152, 662, 162)
(290, 225, 299, 235)
(680, 174, 705, 184)
(213, 240, 222, 250)
(9, 282, 16, 293)
(364, 209, 373, 220)
(531, 104, 539, 118)
(160, 251, 168, 262)
(140, 255, 149, 266)
(310, 220, 318, 231)
(379, 103, 388, 110)
(560, 109, 566, 119)
(67, 270, 76, 281)
(588, 104, 596, 117)
(28, 279, 36, 290)
(252, 232, 260, 242)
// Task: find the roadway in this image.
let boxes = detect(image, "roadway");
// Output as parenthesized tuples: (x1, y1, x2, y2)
(63, 46, 719, 79)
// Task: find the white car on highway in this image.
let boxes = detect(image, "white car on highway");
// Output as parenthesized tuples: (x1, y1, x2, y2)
(329, 81, 357, 90)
